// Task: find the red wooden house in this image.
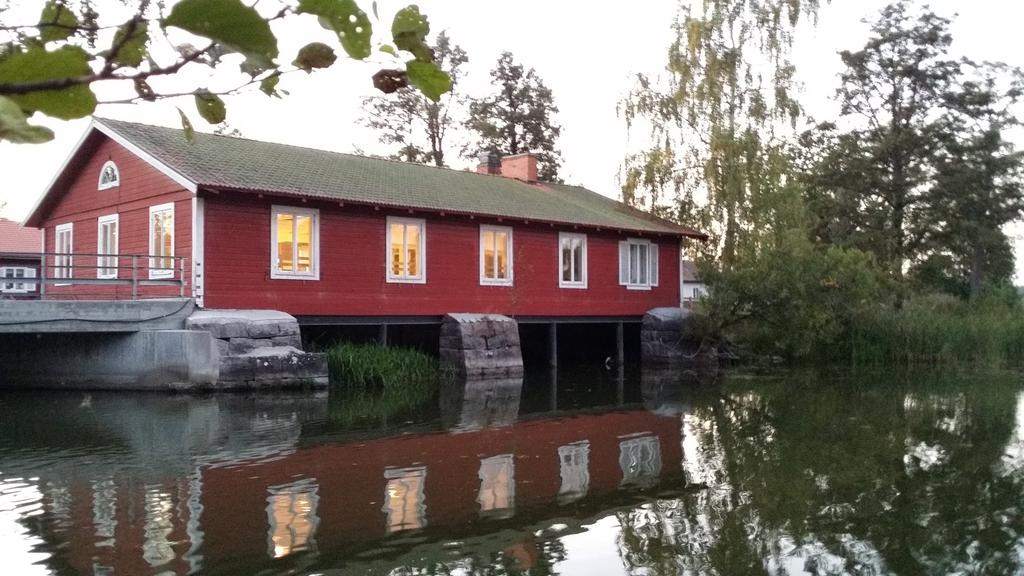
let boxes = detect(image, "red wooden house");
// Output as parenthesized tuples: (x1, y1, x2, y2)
(0, 218, 42, 299)
(24, 118, 704, 322)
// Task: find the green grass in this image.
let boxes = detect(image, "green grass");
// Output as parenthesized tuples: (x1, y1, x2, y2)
(321, 342, 441, 426)
(840, 295, 1024, 366)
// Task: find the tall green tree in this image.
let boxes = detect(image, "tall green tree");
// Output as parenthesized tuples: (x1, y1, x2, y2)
(918, 64, 1024, 298)
(620, 0, 823, 266)
(465, 52, 562, 182)
(803, 1, 959, 284)
(361, 31, 468, 167)
(0, 0, 451, 143)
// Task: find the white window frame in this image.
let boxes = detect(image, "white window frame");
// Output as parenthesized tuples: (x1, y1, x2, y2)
(479, 225, 514, 286)
(619, 238, 659, 290)
(96, 214, 119, 279)
(97, 160, 120, 190)
(148, 203, 175, 280)
(270, 205, 320, 280)
(558, 232, 588, 289)
(54, 222, 73, 284)
(0, 267, 36, 293)
(386, 216, 426, 284)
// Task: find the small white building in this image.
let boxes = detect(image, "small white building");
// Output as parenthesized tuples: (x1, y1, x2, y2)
(681, 261, 706, 307)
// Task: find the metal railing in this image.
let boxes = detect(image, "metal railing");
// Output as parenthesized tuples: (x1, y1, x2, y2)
(32, 252, 189, 300)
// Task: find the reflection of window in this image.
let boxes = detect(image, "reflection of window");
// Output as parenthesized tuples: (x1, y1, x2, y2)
(619, 435, 662, 488)
(387, 217, 425, 283)
(92, 478, 117, 547)
(266, 478, 319, 559)
(149, 203, 174, 279)
(480, 225, 513, 285)
(559, 232, 587, 288)
(477, 454, 515, 517)
(143, 488, 175, 567)
(97, 214, 118, 279)
(618, 239, 659, 290)
(271, 205, 319, 279)
(0, 267, 35, 293)
(383, 467, 426, 533)
(54, 222, 73, 281)
(98, 160, 119, 190)
(558, 441, 591, 503)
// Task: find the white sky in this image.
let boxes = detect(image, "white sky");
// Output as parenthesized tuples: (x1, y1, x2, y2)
(1, 0, 1022, 276)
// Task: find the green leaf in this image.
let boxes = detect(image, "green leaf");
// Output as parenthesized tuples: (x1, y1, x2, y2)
(297, 0, 372, 60)
(405, 59, 450, 102)
(164, 0, 278, 68)
(133, 78, 156, 101)
(391, 5, 431, 62)
(260, 73, 281, 97)
(194, 91, 226, 124)
(39, 1, 79, 43)
(110, 20, 148, 68)
(293, 42, 337, 72)
(0, 46, 96, 119)
(0, 96, 54, 143)
(177, 107, 195, 144)
(379, 45, 396, 56)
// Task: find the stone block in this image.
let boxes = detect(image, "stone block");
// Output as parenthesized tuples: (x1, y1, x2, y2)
(228, 337, 274, 355)
(271, 334, 302, 348)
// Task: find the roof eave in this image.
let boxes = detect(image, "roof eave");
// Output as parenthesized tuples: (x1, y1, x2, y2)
(200, 184, 700, 238)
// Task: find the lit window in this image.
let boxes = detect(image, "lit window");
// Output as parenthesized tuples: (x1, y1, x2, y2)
(54, 223, 73, 281)
(149, 203, 174, 279)
(266, 479, 319, 559)
(480, 225, 513, 285)
(0, 267, 36, 293)
(619, 435, 662, 488)
(559, 232, 587, 288)
(142, 488, 175, 567)
(97, 214, 118, 279)
(98, 161, 119, 190)
(271, 206, 319, 279)
(386, 217, 425, 283)
(618, 239, 659, 290)
(383, 466, 427, 533)
(558, 441, 590, 503)
(477, 454, 515, 518)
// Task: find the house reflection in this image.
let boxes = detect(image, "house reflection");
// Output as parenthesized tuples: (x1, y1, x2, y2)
(383, 467, 427, 533)
(266, 478, 319, 558)
(478, 455, 516, 518)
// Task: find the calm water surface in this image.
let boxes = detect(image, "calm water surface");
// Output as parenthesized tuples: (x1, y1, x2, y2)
(1, 368, 1023, 575)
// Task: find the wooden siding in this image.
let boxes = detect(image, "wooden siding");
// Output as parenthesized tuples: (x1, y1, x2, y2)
(37, 137, 192, 299)
(202, 192, 681, 316)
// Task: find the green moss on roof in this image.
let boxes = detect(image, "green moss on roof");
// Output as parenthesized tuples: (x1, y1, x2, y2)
(97, 118, 702, 237)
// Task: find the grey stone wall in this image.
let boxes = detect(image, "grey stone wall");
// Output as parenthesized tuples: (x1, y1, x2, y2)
(186, 309, 328, 389)
(641, 307, 716, 367)
(439, 313, 524, 379)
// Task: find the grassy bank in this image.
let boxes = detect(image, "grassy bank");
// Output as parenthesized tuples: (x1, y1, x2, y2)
(322, 342, 440, 426)
(841, 297, 1024, 366)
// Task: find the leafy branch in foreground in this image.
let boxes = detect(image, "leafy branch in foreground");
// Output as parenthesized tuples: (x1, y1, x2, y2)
(0, 0, 453, 143)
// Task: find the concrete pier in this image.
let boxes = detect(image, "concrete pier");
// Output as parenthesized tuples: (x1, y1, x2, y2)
(641, 307, 715, 366)
(439, 314, 524, 379)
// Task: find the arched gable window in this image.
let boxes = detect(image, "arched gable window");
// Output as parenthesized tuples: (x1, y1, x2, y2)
(98, 161, 120, 190)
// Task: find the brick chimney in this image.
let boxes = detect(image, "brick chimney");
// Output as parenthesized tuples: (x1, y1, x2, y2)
(500, 152, 538, 182)
(476, 151, 501, 175)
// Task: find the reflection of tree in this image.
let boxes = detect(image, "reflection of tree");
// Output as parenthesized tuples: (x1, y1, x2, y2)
(612, 371, 1024, 575)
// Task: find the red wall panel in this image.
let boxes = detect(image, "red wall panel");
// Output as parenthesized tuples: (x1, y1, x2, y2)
(38, 138, 192, 299)
(203, 192, 682, 317)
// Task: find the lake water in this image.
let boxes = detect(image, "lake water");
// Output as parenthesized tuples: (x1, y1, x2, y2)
(1, 367, 1023, 575)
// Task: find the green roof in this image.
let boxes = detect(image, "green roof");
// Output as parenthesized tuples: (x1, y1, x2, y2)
(96, 118, 702, 237)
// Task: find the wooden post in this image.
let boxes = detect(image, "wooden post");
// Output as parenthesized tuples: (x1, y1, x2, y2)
(549, 367, 558, 412)
(379, 324, 389, 347)
(548, 323, 558, 368)
(616, 322, 625, 367)
(39, 254, 46, 300)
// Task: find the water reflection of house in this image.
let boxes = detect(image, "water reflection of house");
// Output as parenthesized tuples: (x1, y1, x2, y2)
(198, 405, 684, 570)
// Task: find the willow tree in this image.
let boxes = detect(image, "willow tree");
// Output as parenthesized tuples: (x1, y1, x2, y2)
(621, 0, 822, 266)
